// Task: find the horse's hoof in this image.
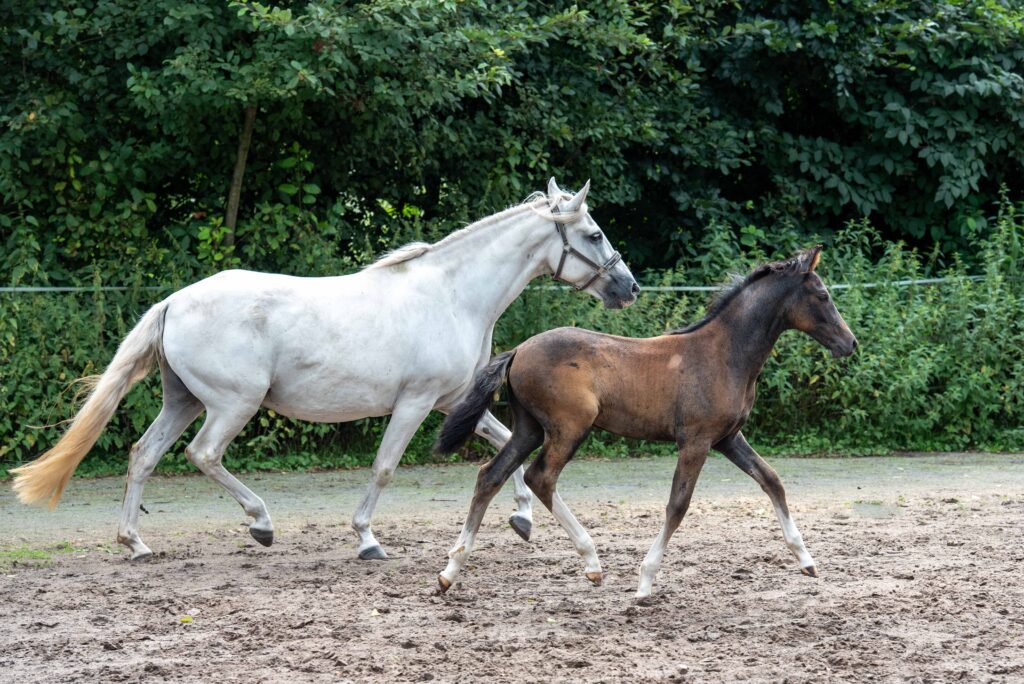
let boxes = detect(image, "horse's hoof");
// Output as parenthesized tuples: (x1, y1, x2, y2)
(634, 594, 654, 606)
(130, 550, 153, 562)
(509, 514, 532, 542)
(437, 575, 452, 593)
(585, 571, 604, 586)
(358, 545, 388, 561)
(249, 527, 274, 547)
(800, 565, 818, 578)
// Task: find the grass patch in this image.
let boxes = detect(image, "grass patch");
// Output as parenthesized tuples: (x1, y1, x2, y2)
(0, 541, 80, 572)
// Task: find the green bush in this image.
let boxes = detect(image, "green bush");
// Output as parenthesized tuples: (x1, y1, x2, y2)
(3, 204, 1021, 478)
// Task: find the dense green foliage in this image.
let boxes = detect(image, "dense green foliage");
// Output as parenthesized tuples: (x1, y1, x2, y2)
(2, 1, 1023, 475)
(3, 0, 1023, 283)
(2, 207, 1021, 476)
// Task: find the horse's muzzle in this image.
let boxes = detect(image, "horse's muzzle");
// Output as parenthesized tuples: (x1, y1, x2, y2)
(602, 276, 639, 309)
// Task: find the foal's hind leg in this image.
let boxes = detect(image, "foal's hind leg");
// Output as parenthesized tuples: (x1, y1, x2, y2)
(716, 431, 817, 576)
(438, 410, 543, 591)
(117, 362, 202, 559)
(473, 410, 533, 542)
(184, 402, 274, 545)
(523, 429, 604, 585)
(352, 396, 435, 560)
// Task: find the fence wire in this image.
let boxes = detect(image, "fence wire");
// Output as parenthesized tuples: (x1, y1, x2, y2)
(0, 275, 990, 295)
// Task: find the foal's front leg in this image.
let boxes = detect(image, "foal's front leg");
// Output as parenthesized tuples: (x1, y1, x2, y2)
(716, 431, 817, 576)
(636, 444, 709, 601)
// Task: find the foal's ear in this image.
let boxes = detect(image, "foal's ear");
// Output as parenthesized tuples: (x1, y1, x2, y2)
(564, 179, 591, 214)
(547, 177, 562, 203)
(803, 245, 823, 274)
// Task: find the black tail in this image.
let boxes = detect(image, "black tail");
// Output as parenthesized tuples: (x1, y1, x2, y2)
(435, 350, 517, 455)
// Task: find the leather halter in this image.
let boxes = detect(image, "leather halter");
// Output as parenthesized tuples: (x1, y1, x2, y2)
(550, 204, 622, 291)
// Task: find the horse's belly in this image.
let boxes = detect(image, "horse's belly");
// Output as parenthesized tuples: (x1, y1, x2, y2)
(262, 374, 401, 422)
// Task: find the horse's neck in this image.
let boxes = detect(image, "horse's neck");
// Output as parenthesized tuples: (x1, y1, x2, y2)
(710, 279, 791, 383)
(426, 208, 553, 327)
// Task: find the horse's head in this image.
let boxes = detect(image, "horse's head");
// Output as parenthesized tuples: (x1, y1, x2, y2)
(544, 178, 639, 309)
(785, 246, 858, 358)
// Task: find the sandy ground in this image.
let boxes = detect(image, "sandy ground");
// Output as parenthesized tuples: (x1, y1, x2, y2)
(1, 452, 1022, 683)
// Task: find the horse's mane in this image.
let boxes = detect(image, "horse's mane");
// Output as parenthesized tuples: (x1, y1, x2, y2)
(669, 248, 814, 335)
(364, 191, 588, 270)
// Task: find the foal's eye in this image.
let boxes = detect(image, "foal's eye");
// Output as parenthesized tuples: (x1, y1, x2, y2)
(588, 233, 603, 243)
(817, 292, 830, 301)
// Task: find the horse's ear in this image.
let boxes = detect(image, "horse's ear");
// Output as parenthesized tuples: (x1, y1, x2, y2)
(564, 179, 591, 214)
(547, 177, 562, 203)
(804, 245, 823, 273)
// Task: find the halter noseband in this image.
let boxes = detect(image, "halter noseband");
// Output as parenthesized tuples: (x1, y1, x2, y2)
(550, 204, 622, 291)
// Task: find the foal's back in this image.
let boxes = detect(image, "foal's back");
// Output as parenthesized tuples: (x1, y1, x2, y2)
(512, 327, 679, 440)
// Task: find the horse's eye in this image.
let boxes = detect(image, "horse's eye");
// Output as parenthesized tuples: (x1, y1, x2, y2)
(818, 292, 830, 301)
(588, 233, 603, 243)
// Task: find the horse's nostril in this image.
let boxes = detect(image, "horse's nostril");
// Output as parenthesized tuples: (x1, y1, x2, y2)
(852, 338, 859, 350)
(631, 282, 640, 296)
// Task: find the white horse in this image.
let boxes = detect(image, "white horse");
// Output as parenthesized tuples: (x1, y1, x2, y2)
(11, 178, 639, 561)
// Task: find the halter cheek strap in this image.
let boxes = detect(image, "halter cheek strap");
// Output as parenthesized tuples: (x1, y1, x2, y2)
(550, 205, 622, 291)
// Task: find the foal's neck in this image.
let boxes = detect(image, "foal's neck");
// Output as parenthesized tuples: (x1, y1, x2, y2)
(711, 278, 792, 383)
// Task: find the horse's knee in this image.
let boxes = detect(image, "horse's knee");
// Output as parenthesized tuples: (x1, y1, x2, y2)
(186, 445, 218, 470)
(475, 463, 506, 493)
(373, 466, 395, 487)
(524, 468, 556, 508)
(759, 471, 785, 499)
(523, 464, 541, 493)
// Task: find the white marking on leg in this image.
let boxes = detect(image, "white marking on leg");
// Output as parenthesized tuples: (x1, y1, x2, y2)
(637, 525, 669, 599)
(550, 492, 601, 574)
(771, 501, 815, 569)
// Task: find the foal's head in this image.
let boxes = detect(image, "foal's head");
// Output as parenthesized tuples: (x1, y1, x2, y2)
(771, 246, 858, 357)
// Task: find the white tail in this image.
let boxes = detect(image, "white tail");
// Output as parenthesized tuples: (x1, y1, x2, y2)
(11, 302, 168, 508)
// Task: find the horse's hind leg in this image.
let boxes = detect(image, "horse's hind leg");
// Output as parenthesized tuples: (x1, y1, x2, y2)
(717, 431, 816, 576)
(351, 396, 435, 560)
(523, 428, 603, 585)
(438, 409, 543, 591)
(473, 410, 533, 542)
(184, 402, 273, 545)
(118, 361, 202, 560)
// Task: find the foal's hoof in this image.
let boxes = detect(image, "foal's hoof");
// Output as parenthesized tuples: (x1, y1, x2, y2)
(358, 545, 388, 561)
(585, 571, 604, 586)
(437, 575, 452, 593)
(800, 565, 819, 578)
(249, 527, 274, 547)
(508, 514, 532, 542)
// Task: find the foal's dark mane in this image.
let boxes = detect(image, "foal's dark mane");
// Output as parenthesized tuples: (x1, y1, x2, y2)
(669, 249, 813, 335)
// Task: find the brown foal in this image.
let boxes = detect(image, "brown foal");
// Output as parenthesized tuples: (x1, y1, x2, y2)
(435, 246, 857, 599)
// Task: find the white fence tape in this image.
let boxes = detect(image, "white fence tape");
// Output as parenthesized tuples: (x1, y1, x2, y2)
(0, 275, 991, 294)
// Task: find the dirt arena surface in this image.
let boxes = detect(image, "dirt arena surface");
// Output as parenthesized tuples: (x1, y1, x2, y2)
(1, 453, 1022, 682)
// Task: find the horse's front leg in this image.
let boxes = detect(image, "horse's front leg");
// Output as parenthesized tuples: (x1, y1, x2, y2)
(351, 396, 435, 560)
(716, 431, 817, 576)
(473, 411, 533, 541)
(637, 442, 709, 602)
